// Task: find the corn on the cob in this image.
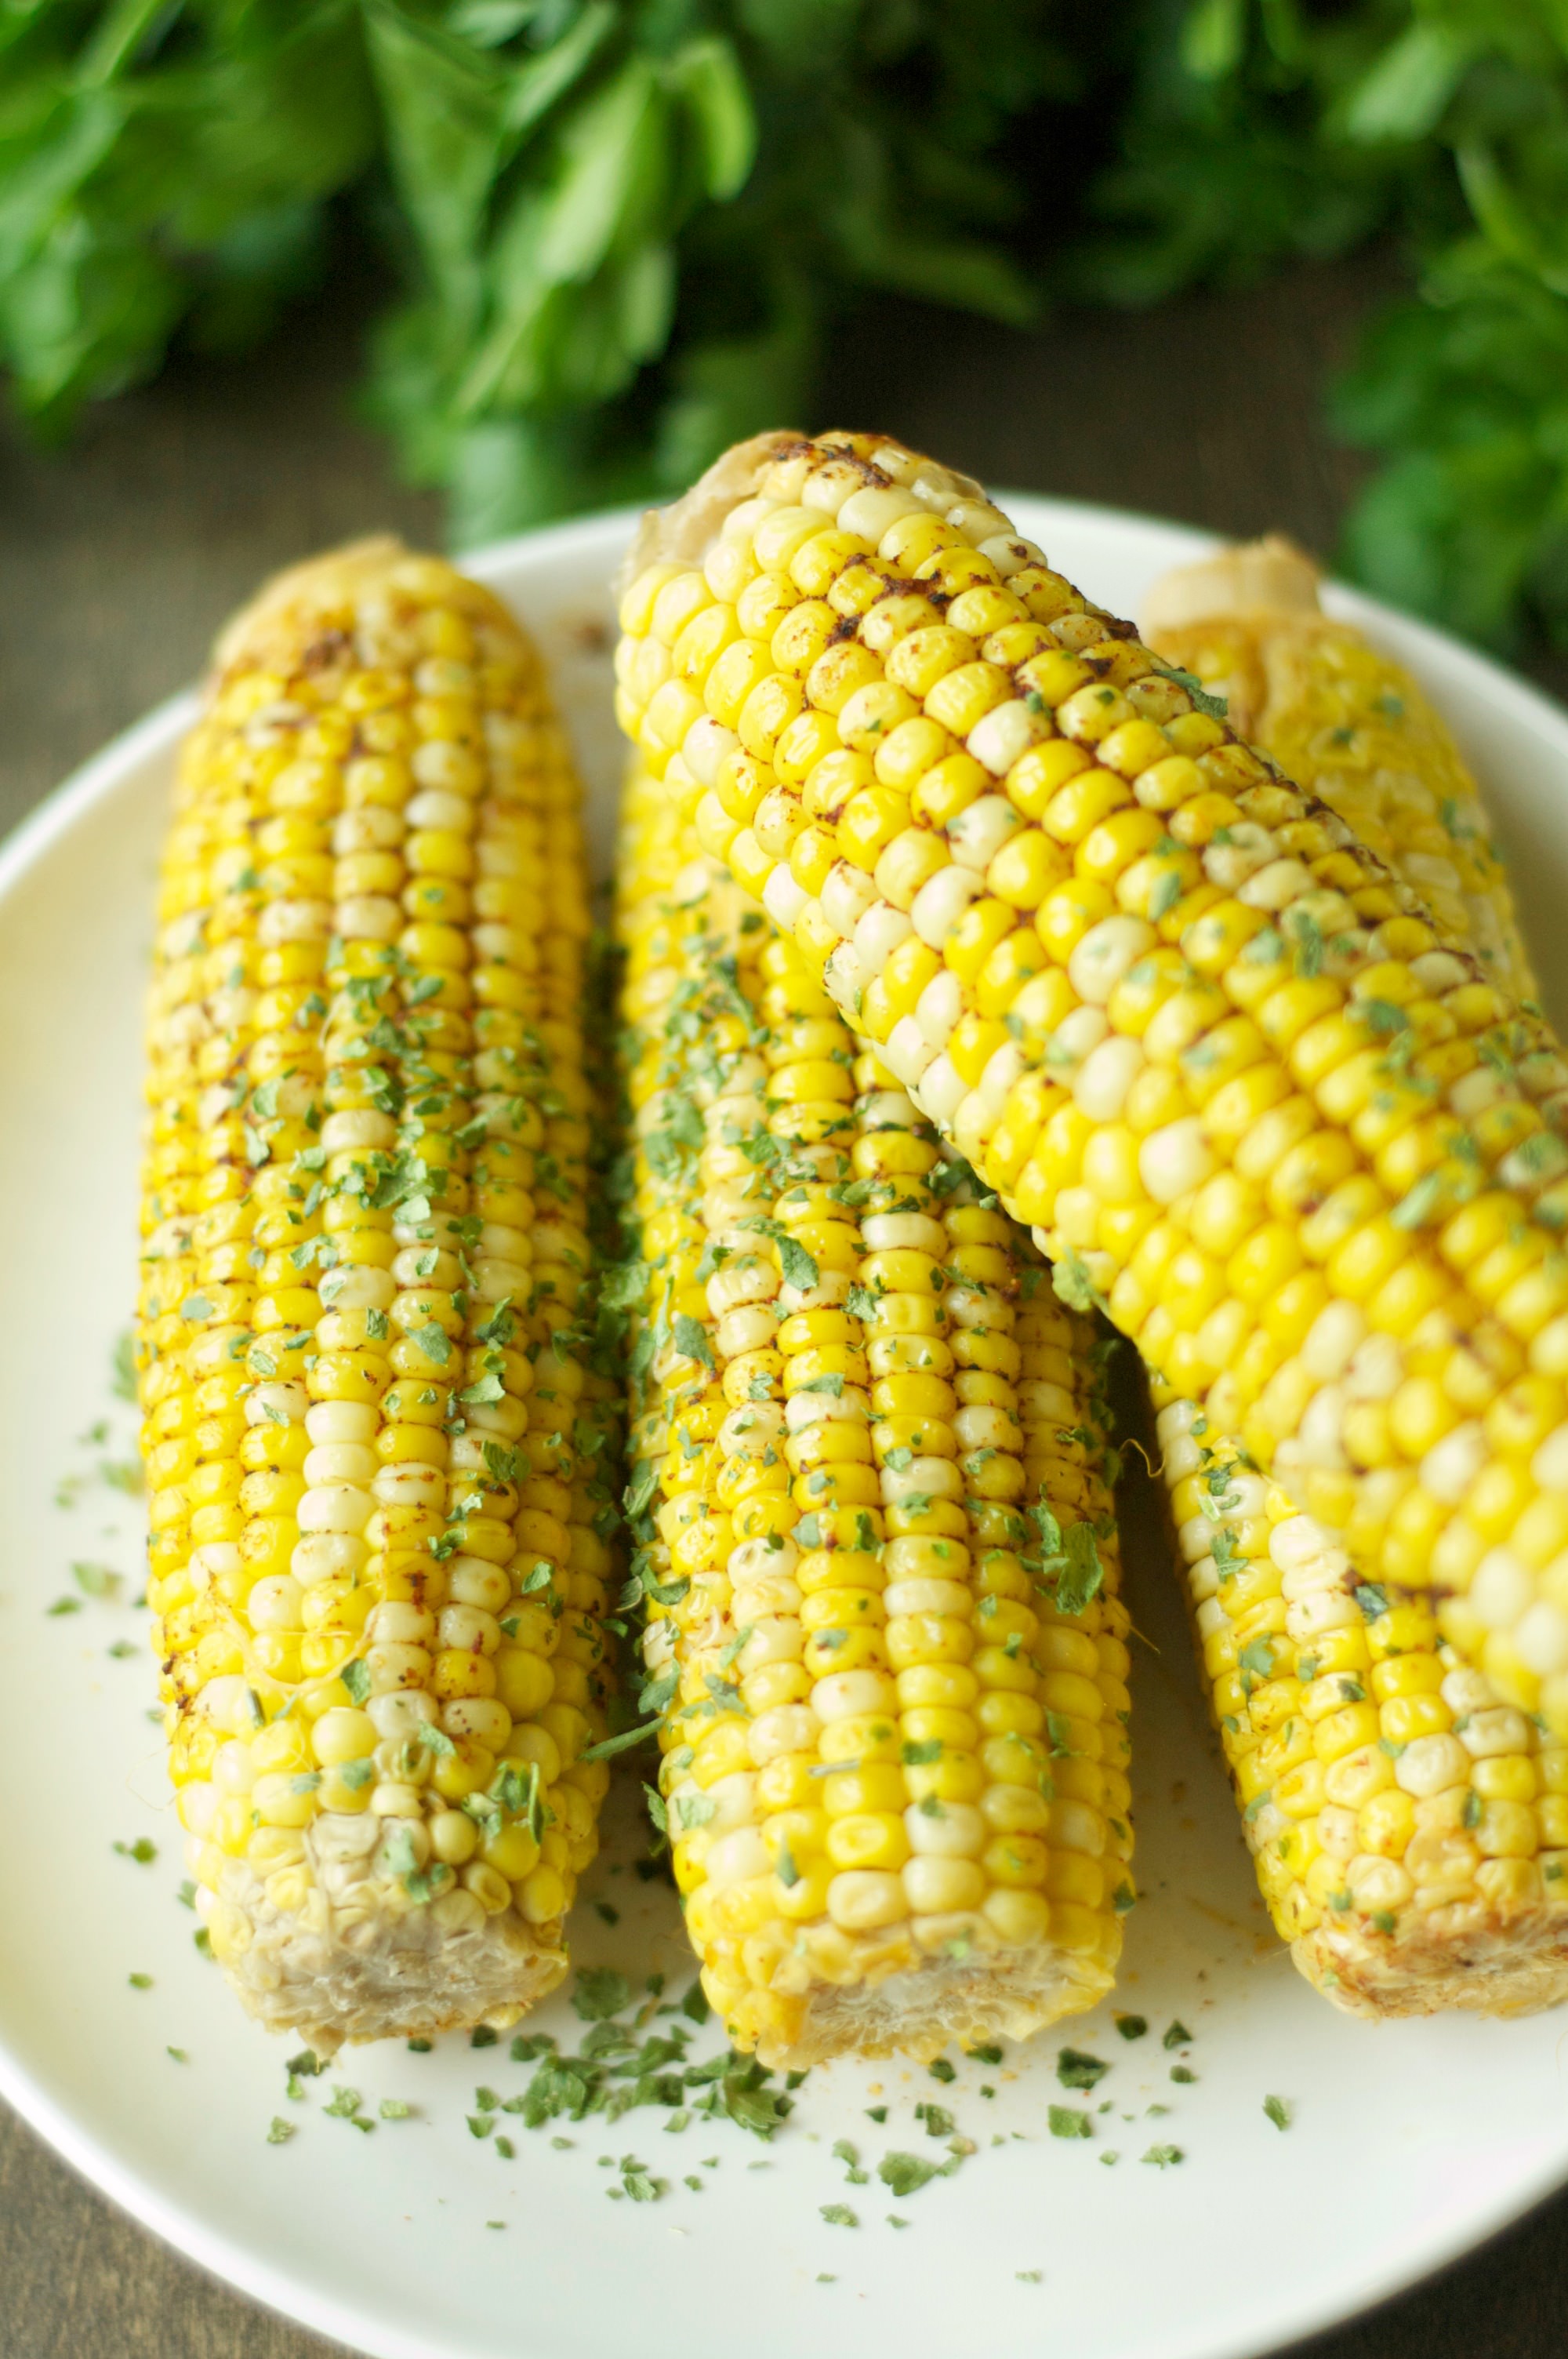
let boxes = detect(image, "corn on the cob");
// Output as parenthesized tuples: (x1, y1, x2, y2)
(612, 431, 1568, 1750)
(1143, 537, 1537, 998)
(138, 539, 615, 2048)
(1158, 1407, 1568, 2012)
(615, 761, 1132, 2066)
(1137, 541, 1568, 2012)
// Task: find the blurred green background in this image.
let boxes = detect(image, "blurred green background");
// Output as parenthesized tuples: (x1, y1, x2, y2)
(8, 0, 1568, 656)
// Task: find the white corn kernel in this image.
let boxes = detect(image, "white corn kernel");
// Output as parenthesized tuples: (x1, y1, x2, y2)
(946, 498, 1014, 541)
(1301, 1301, 1367, 1382)
(1238, 859, 1317, 911)
(763, 867, 809, 929)
(838, 484, 924, 540)
(909, 863, 982, 947)
(853, 903, 913, 980)
(914, 1052, 967, 1125)
(683, 716, 739, 787)
(1533, 1424, 1568, 1492)
(821, 862, 878, 935)
(303, 1442, 378, 1486)
(1515, 1602, 1568, 1675)
(914, 969, 964, 1049)
(826, 1870, 907, 1930)
(1471, 1548, 1534, 1630)
(1069, 915, 1155, 1005)
(1073, 1035, 1143, 1121)
(1421, 1423, 1487, 1505)
(248, 1576, 303, 1633)
(1393, 1735, 1471, 1797)
(305, 1401, 378, 1446)
(948, 792, 1022, 871)
(297, 1484, 375, 1536)
(884, 1016, 937, 1087)
(978, 534, 1046, 576)
(1138, 1118, 1215, 1204)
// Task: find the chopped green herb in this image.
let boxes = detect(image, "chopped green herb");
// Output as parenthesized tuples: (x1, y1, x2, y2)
(878, 2150, 942, 2197)
(1057, 2048, 1109, 2091)
(572, 1968, 633, 2022)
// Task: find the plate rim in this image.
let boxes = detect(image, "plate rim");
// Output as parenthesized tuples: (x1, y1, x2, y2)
(5, 492, 1568, 2359)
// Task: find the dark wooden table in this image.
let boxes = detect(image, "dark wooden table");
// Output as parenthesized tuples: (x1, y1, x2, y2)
(4, 253, 1566, 2358)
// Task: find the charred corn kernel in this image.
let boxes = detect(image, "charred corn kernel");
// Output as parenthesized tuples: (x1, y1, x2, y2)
(137, 540, 616, 2052)
(615, 434, 1568, 1768)
(617, 758, 1131, 2069)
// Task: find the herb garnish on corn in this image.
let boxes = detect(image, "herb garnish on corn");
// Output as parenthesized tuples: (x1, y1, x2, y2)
(1144, 539, 1568, 2012)
(1142, 536, 1537, 998)
(612, 434, 1568, 1747)
(138, 540, 615, 2047)
(615, 759, 1132, 2066)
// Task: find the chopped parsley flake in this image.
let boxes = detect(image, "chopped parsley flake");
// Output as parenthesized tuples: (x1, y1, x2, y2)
(572, 1968, 632, 2022)
(1057, 2048, 1109, 2090)
(878, 2150, 945, 2197)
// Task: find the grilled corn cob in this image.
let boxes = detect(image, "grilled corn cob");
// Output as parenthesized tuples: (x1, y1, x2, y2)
(138, 539, 615, 2048)
(1140, 540, 1568, 2012)
(1160, 1411, 1568, 2012)
(612, 431, 1568, 1750)
(616, 761, 1133, 2066)
(1143, 537, 1537, 997)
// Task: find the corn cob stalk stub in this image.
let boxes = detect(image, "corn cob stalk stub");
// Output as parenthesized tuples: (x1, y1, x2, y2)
(1138, 542, 1568, 2012)
(1142, 535, 1538, 1000)
(615, 769, 1133, 2067)
(612, 434, 1568, 1750)
(139, 540, 616, 2047)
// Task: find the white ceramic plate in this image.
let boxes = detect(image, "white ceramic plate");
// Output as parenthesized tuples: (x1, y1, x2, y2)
(6, 498, 1568, 2359)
